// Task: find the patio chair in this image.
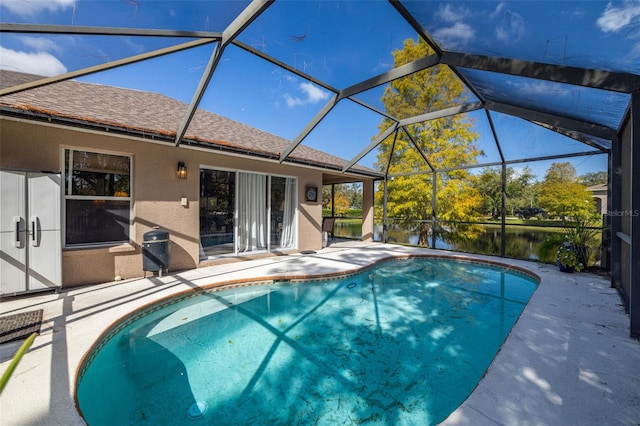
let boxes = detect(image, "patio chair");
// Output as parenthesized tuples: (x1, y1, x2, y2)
(322, 217, 335, 242)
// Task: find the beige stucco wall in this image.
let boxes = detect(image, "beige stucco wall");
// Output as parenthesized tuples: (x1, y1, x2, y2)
(362, 180, 375, 242)
(0, 117, 333, 287)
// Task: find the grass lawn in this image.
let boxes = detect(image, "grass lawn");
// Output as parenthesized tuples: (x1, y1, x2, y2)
(485, 217, 563, 227)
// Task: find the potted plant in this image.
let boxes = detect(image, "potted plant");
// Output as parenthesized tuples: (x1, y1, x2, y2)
(561, 214, 601, 269)
(557, 241, 583, 273)
(537, 233, 566, 264)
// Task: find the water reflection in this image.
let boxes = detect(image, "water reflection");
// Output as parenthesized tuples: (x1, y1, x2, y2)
(333, 219, 564, 260)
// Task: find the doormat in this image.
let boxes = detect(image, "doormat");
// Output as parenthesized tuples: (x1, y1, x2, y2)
(0, 309, 43, 344)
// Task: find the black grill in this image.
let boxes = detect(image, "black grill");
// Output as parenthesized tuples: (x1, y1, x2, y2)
(142, 229, 170, 276)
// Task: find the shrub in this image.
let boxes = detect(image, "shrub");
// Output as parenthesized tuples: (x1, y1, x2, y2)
(537, 233, 566, 264)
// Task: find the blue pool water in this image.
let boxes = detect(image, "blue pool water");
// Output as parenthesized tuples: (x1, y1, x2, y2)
(77, 257, 538, 425)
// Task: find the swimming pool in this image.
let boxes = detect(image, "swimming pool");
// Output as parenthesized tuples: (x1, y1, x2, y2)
(76, 257, 538, 425)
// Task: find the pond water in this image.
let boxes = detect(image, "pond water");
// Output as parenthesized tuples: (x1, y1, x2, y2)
(333, 220, 563, 260)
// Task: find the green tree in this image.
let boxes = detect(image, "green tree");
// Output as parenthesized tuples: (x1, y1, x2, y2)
(322, 185, 332, 212)
(506, 166, 536, 214)
(580, 171, 607, 186)
(345, 183, 363, 210)
(544, 161, 577, 183)
(375, 38, 482, 245)
(538, 162, 595, 217)
(323, 183, 363, 216)
(474, 166, 536, 218)
(474, 167, 502, 218)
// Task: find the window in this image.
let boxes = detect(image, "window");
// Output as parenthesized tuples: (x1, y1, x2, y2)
(64, 149, 131, 246)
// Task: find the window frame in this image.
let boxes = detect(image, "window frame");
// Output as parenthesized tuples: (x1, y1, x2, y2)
(199, 165, 298, 258)
(62, 147, 133, 248)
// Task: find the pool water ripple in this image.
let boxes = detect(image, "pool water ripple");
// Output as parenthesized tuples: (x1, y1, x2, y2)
(77, 257, 538, 425)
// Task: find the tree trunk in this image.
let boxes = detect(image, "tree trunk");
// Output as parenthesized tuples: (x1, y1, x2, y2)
(418, 222, 430, 246)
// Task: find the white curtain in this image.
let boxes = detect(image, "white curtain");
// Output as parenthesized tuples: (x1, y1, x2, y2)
(279, 178, 296, 248)
(237, 172, 266, 252)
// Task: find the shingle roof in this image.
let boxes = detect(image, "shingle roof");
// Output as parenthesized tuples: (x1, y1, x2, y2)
(0, 71, 380, 178)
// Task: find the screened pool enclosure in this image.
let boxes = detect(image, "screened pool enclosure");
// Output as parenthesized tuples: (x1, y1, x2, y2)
(1, 0, 638, 335)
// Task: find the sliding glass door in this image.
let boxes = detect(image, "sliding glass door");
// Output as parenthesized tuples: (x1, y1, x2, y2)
(200, 168, 296, 258)
(200, 170, 235, 256)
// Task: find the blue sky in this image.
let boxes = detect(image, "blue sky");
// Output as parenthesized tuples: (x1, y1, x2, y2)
(2, 0, 637, 180)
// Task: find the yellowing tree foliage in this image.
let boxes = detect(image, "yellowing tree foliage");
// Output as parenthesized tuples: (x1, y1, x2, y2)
(375, 38, 482, 245)
(538, 162, 596, 217)
(333, 193, 350, 216)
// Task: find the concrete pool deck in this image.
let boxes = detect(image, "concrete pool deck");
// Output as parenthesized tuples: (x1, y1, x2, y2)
(1, 242, 638, 425)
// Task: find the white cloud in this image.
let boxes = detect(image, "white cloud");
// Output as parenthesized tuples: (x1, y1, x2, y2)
(283, 82, 329, 108)
(432, 4, 475, 47)
(283, 94, 301, 108)
(437, 4, 470, 23)
(20, 36, 64, 55)
(511, 167, 528, 178)
(561, 7, 586, 20)
(1, 0, 75, 16)
(490, 2, 507, 20)
(509, 80, 569, 97)
(597, 0, 640, 32)
(491, 6, 525, 44)
(121, 37, 145, 54)
(0, 46, 67, 76)
(300, 82, 328, 103)
(432, 22, 475, 47)
(495, 27, 509, 43)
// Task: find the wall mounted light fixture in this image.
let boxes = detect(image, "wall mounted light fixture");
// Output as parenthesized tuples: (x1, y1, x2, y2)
(177, 162, 187, 179)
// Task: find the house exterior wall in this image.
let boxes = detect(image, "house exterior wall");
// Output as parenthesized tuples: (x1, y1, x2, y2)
(1, 118, 326, 287)
(362, 180, 375, 242)
(587, 185, 607, 215)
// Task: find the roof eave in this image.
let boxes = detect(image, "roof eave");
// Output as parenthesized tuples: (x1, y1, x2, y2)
(0, 107, 383, 179)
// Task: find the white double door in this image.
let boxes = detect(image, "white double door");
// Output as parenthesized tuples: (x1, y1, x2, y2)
(0, 170, 62, 295)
